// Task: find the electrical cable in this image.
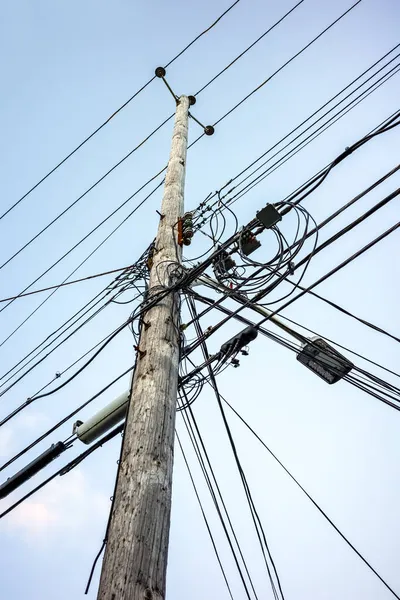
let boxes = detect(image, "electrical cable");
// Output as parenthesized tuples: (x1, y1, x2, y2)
(0, 422, 125, 520)
(0, 277, 140, 398)
(194, 52, 400, 227)
(176, 431, 235, 600)
(221, 397, 400, 600)
(0, 4, 382, 356)
(219, 59, 400, 206)
(275, 276, 400, 346)
(1, 0, 305, 288)
(212, 0, 362, 129)
(0, 0, 240, 222)
(0, 117, 172, 273)
(0, 366, 133, 475)
(0, 275, 181, 424)
(0, 178, 164, 318)
(0, 264, 138, 303)
(0, 254, 147, 384)
(194, 0, 305, 95)
(178, 397, 257, 600)
(187, 297, 286, 599)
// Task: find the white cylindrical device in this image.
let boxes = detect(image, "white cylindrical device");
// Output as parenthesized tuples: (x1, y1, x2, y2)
(74, 391, 130, 445)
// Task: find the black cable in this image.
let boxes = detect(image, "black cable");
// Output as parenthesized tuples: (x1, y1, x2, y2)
(196, 53, 400, 225)
(0, 281, 176, 425)
(221, 58, 400, 205)
(0, 116, 173, 273)
(212, 0, 362, 128)
(1, 0, 304, 283)
(184, 290, 400, 414)
(0, 284, 134, 401)
(254, 187, 400, 312)
(0, 263, 138, 303)
(187, 297, 286, 599)
(294, 188, 400, 271)
(190, 285, 399, 385)
(222, 397, 400, 600)
(0, 3, 381, 346)
(278, 276, 400, 346)
(0, 256, 147, 387)
(226, 43, 399, 185)
(176, 431, 235, 600)
(0, 273, 131, 389)
(0, 0, 240, 222)
(282, 112, 400, 210)
(0, 366, 133, 474)
(0, 422, 125, 520)
(194, 0, 305, 95)
(260, 221, 400, 328)
(178, 399, 257, 599)
(0, 177, 164, 317)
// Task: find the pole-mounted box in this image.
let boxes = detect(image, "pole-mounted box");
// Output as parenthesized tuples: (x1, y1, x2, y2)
(296, 337, 353, 384)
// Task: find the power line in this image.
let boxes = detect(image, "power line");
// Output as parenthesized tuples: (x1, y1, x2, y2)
(224, 42, 399, 186)
(0, 0, 304, 279)
(194, 0, 305, 95)
(212, 0, 362, 128)
(187, 297, 286, 599)
(178, 400, 258, 599)
(190, 287, 399, 381)
(224, 62, 400, 207)
(192, 49, 400, 231)
(0, 263, 137, 303)
(0, 116, 173, 273)
(0, 179, 163, 320)
(176, 432, 235, 600)
(0, 263, 144, 391)
(0, 422, 125, 520)
(0, 366, 133, 475)
(0, 2, 370, 345)
(0, 0, 240, 222)
(222, 397, 400, 600)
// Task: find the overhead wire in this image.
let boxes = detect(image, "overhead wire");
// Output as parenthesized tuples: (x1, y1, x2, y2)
(194, 0, 305, 95)
(0, 2, 368, 391)
(0, 421, 125, 520)
(178, 394, 258, 599)
(196, 55, 400, 226)
(0, 2, 315, 348)
(0, 0, 241, 222)
(0, 177, 163, 319)
(0, 263, 140, 303)
(0, 0, 306, 288)
(189, 286, 399, 381)
(0, 264, 146, 394)
(176, 432, 236, 600)
(226, 65, 400, 209)
(186, 296, 286, 599)
(190, 46, 400, 234)
(212, 0, 362, 129)
(0, 365, 133, 474)
(221, 396, 400, 600)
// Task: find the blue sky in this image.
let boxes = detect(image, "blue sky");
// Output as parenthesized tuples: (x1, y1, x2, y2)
(0, 0, 400, 598)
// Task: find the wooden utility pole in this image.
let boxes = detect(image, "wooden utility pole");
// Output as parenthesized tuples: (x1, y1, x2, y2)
(97, 95, 190, 600)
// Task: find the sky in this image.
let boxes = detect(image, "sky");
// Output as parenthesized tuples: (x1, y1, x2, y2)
(0, 0, 400, 598)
